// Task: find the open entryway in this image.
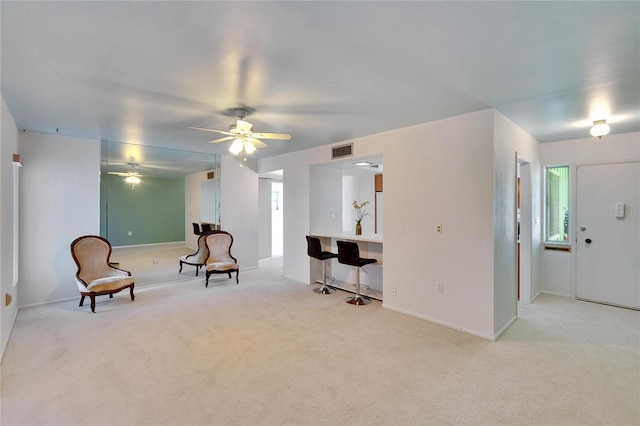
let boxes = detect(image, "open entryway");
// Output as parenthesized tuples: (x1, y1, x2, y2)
(517, 156, 533, 305)
(258, 170, 284, 274)
(575, 161, 639, 309)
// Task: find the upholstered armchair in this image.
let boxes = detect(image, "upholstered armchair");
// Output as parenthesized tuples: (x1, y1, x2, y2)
(204, 230, 239, 287)
(179, 233, 209, 276)
(70, 235, 135, 313)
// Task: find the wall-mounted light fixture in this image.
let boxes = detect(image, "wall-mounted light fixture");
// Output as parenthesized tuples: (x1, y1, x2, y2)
(590, 119, 610, 139)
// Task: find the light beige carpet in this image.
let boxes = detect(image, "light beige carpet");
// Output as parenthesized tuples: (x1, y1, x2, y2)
(1, 263, 638, 426)
(111, 244, 196, 286)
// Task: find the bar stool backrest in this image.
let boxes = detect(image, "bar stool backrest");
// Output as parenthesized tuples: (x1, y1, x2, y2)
(337, 240, 361, 267)
(306, 236, 322, 259)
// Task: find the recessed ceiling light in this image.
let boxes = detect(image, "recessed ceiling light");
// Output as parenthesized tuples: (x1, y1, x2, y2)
(354, 161, 373, 166)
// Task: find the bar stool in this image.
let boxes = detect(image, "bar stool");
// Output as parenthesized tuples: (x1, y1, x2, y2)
(337, 240, 377, 305)
(306, 236, 338, 294)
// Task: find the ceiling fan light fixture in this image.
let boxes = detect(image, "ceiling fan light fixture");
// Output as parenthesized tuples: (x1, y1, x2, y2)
(229, 138, 244, 155)
(590, 119, 610, 139)
(243, 140, 257, 154)
(125, 175, 141, 185)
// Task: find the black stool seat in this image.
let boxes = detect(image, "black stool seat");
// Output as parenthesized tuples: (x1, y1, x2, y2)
(316, 251, 339, 261)
(337, 240, 377, 305)
(306, 236, 338, 294)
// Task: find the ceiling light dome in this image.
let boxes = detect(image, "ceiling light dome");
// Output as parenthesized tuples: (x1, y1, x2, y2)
(229, 138, 244, 155)
(590, 119, 610, 139)
(125, 175, 141, 185)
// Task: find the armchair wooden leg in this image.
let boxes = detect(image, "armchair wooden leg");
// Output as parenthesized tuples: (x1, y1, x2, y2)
(235, 270, 239, 284)
(179, 261, 183, 274)
(90, 295, 96, 313)
(109, 294, 113, 298)
(79, 295, 85, 307)
(129, 284, 135, 301)
(205, 272, 210, 288)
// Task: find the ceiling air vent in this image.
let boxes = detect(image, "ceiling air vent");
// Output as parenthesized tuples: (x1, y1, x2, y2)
(332, 143, 353, 159)
(207, 171, 215, 180)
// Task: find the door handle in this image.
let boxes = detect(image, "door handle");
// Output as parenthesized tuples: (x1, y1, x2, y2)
(585, 238, 592, 244)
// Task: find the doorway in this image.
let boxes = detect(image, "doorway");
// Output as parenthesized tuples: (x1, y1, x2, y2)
(258, 170, 284, 274)
(517, 157, 532, 304)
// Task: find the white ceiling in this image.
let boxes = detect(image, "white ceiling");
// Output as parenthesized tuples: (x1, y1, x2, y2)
(2, 1, 639, 161)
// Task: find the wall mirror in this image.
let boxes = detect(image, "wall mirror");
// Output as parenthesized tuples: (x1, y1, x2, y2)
(100, 141, 220, 285)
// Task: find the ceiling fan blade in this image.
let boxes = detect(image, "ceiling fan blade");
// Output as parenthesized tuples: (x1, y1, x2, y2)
(251, 132, 292, 140)
(209, 136, 235, 144)
(189, 126, 234, 136)
(247, 137, 268, 149)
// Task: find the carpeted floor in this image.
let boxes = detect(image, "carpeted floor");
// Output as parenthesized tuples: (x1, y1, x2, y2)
(111, 243, 197, 286)
(1, 260, 638, 426)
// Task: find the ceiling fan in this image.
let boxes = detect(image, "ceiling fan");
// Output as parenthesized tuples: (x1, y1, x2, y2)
(189, 108, 291, 156)
(107, 163, 146, 187)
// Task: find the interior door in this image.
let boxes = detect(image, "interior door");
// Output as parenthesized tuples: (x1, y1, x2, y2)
(576, 162, 640, 309)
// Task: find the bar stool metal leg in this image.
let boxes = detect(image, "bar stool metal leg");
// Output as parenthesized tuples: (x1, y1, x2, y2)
(345, 266, 371, 305)
(314, 258, 336, 294)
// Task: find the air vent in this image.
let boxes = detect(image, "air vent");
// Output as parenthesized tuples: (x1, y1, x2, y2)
(207, 171, 215, 180)
(332, 143, 353, 159)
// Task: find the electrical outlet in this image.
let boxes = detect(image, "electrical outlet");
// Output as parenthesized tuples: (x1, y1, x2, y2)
(153, 257, 159, 264)
(435, 224, 442, 234)
(128, 230, 132, 236)
(436, 283, 444, 293)
(391, 288, 397, 296)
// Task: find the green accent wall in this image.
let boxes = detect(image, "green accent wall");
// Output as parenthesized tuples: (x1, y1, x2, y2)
(100, 174, 185, 246)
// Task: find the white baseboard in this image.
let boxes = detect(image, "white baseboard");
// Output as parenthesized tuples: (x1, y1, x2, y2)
(494, 315, 517, 340)
(381, 303, 495, 341)
(112, 241, 186, 250)
(537, 290, 570, 299)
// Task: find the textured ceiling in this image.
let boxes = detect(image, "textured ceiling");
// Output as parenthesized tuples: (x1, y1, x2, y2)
(2, 1, 639, 163)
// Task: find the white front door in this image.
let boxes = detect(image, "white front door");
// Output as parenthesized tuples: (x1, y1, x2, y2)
(576, 162, 640, 309)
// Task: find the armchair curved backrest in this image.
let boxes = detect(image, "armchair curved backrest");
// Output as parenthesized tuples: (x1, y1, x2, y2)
(179, 233, 209, 275)
(70, 235, 135, 312)
(204, 230, 239, 287)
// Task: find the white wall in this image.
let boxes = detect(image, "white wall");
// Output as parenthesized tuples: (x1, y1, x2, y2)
(185, 170, 208, 250)
(271, 181, 283, 257)
(221, 156, 259, 270)
(1, 96, 20, 358)
(260, 109, 529, 339)
(539, 132, 640, 298)
(384, 111, 496, 339)
(310, 166, 343, 234)
(258, 178, 272, 259)
(492, 111, 542, 335)
(19, 132, 100, 307)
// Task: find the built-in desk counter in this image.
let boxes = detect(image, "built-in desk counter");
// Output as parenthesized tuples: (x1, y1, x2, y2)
(311, 232, 383, 244)
(310, 232, 383, 300)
